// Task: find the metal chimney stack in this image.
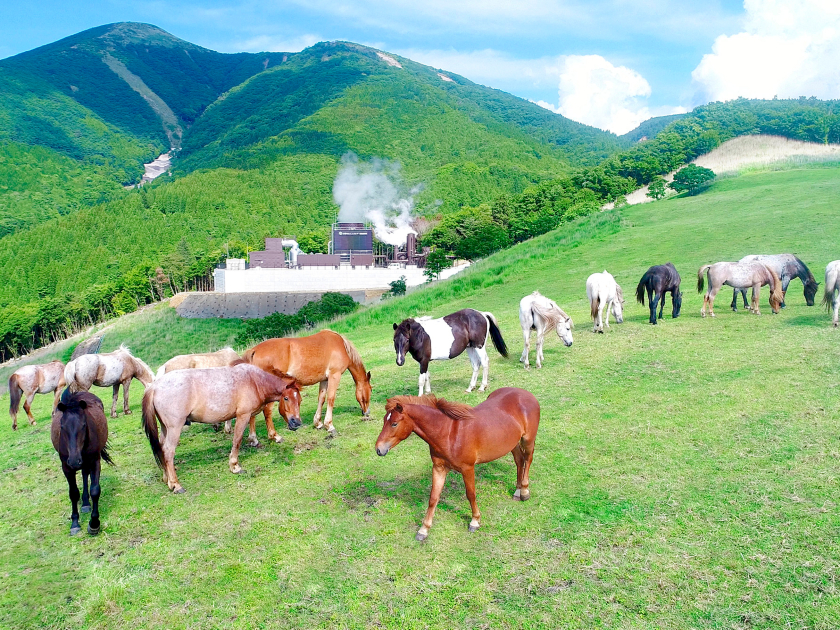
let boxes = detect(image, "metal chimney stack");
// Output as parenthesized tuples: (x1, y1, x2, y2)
(406, 233, 417, 264)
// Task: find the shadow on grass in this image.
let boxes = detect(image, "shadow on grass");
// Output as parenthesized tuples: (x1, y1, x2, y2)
(784, 314, 831, 327)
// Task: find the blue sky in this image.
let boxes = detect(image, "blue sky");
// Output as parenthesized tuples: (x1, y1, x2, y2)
(3, 1, 838, 135)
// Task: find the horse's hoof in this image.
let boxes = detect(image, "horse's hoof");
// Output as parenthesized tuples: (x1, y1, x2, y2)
(29, 420, 36, 426)
(230, 464, 243, 474)
(468, 523, 480, 533)
(173, 486, 186, 494)
(415, 532, 427, 542)
(272, 434, 283, 444)
(81, 505, 91, 513)
(124, 410, 132, 415)
(247, 437, 260, 448)
(70, 526, 82, 536)
(710, 313, 715, 318)
(326, 429, 337, 439)
(87, 525, 100, 536)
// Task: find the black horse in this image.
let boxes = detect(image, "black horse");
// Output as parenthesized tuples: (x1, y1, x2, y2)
(393, 308, 508, 395)
(51, 389, 112, 536)
(731, 254, 820, 311)
(636, 262, 683, 324)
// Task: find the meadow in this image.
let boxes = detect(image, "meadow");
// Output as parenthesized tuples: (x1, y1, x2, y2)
(2, 167, 840, 629)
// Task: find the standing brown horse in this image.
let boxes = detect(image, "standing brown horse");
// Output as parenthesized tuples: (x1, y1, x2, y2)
(375, 388, 540, 541)
(9, 360, 65, 429)
(142, 363, 302, 493)
(242, 330, 372, 436)
(52, 389, 112, 536)
(698, 261, 783, 317)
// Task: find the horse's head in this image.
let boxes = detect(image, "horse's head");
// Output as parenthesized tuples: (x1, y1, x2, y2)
(393, 321, 412, 367)
(356, 371, 372, 418)
(375, 401, 414, 456)
(55, 389, 89, 470)
(612, 286, 625, 324)
(275, 381, 303, 431)
(672, 291, 683, 318)
(804, 279, 820, 306)
(555, 312, 574, 347)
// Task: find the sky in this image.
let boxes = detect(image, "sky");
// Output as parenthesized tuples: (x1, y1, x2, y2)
(2, 0, 839, 135)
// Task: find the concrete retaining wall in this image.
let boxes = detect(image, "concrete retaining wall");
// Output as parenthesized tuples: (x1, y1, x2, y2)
(171, 290, 385, 319)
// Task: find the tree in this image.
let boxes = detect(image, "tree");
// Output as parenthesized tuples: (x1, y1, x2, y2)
(424, 249, 452, 282)
(646, 176, 667, 200)
(388, 276, 407, 296)
(668, 165, 716, 195)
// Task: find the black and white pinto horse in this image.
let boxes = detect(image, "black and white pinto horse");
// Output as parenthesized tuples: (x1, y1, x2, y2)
(393, 309, 509, 395)
(731, 254, 819, 311)
(636, 262, 683, 325)
(518, 292, 573, 369)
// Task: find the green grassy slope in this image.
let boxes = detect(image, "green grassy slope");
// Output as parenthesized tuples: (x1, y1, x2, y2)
(2, 167, 839, 628)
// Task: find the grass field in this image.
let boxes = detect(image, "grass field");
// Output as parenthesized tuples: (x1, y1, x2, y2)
(2, 167, 840, 629)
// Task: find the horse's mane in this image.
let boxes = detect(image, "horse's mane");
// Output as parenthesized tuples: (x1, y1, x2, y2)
(615, 284, 624, 303)
(531, 300, 572, 332)
(386, 395, 475, 421)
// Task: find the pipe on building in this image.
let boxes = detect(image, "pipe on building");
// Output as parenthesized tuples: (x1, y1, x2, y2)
(282, 239, 302, 267)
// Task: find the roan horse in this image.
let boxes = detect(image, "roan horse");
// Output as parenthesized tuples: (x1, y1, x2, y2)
(9, 360, 65, 430)
(52, 389, 112, 536)
(242, 330, 371, 437)
(156, 347, 241, 377)
(821, 260, 840, 326)
(698, 261, 783, 317)
(586, 271, 625, 333)
(730, 254, 819, 310)
(142, 363, 302, 493)
(518, 292, 573, 369)
(393, 308, 508, 395)
(65, 345, 154, 418)
(375, 388, 540, 541)
(636, 263, 683, 325)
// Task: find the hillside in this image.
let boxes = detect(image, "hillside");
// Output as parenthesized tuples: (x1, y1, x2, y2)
(3, 167, 840, 628)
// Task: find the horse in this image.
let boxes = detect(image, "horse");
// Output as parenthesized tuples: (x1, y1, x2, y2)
(156, 347, 241, 377)
(375, 388, 540, 541)
(518, 292, 573, 369)
(393, 309, 508, 396)
(51, 389, 112, 536)
(141, 363, 302, 493)
(9, 360, 65, 430)
(636, 263, 683, 325)
(698, 261, 783, 317)
(586, 271, 625, 333)
(731, 254, 819, 310)
(64, 345, 154, 418)
(241, 330, 371, 437)
(821, 260, 840, 326)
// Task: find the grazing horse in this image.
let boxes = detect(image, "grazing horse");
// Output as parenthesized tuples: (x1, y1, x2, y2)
(821, 260, 840, 326)
(586, 271, 625, 333)
(156, 347, 241, 377)
(142, 363, 302, 493)
(375, 388, 540, 541)
(731, 254, 819, 310)
(636, 263, 683, 325)
(698, 261, 783, 317)
(52, 389, 112, 536)
(393, 308, 508, 395)
(9, 360, 65, 430)
(242, 330, 371, 437)
(518, 292, 573, 369)
(65, 345, 154, 418)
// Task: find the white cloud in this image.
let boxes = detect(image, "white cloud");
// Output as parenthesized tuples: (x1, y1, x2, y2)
(228, 33, 321, 53)
(692, 0, 840, 102)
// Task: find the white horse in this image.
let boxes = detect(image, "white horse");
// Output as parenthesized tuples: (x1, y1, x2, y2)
(65, 345, 155, 418)
(8, 360, 65, 430)
(518, 292, 573, 369)
(822, 260, 840, 326)
(586, 271, 625, 333)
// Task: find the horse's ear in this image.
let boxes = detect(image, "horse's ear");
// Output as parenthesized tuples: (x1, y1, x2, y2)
(394, 403, 403, 413)
(366, 371, 371, 382)
(78, 400, 87, 410)
(56, 403, 67, 412)
(393, 323, 398, 330)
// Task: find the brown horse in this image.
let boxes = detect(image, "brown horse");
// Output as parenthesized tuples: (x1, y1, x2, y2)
(52, 389, 112, 535)
(242, 330, 372, 436)
(65, 345, 155, 418)
(9, 360, 65, 429)
(698, 261, 783, 317)
(156, 347, 241, 377)
(142, 363, 302, 493)
(375, 388, 540, 541)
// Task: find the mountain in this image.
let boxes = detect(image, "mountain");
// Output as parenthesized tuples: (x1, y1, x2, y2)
(620, 113, 687, 143)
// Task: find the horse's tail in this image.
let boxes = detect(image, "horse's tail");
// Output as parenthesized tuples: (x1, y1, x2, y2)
(63, 361, 77, 392)
(8, 374, 22, 422)
(141, 386, 164, 469)
(589, 290, 600, 321)
(635, 273, 650, 305)
(697, 265, 711, 293)
(156, 364, 167, 379)
(100, 446, 115, 466)
(822, 264, 839, 310)
(483, 312, 509, 358)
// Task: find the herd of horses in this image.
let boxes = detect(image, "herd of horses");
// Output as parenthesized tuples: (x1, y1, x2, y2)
(8, 253, 840, 541)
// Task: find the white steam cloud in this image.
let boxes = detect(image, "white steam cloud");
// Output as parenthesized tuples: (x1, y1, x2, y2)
(333, 153, 418, 246)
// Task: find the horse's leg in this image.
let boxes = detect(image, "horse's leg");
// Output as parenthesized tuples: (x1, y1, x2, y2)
(246, 409, 261, 448)
(518, 436, 535, 501)
(313, 381, 327, 429)
(834, 290, 840, 327)
(478, 346, 490, 389)
(52, 387, 61, 412)
(416, 459, 448, 541)
(603, 298, 611, 329)
(658, 292, 666, 320)
(462, 466, 481, 533)
(161, 421, 185, 493)
(420, 359, 431, 395)
(81, 466, 91, 513)
(520, 325, 531, 369)
(512, 445, 525, 499)
(781, 276, 791, 308)
(229, 413, 251, 474)
(322, 373, 342, 436)
(465, 348, 480, 393)
(707, 287, 719, 317)
(23, 390, 36, 425)
(731, 288, 738, 311)
(751, 284, 761, 315)
(263, 403, 282, 444)
(62, 462, 82, 535)
(110, 384, 119, 419)
(649, 291, 660, 324)
(86, 458, 102, 535)
(122, 379, 131, 415)
(223, 420, 232, 434)
(535, 329, 544, 369)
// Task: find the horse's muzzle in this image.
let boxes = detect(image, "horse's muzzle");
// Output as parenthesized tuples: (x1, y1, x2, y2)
(396, 356, 404, 367)
(287, 417, 301, 431)
(67, 457, 83, 470)
(375, 444, 390, 456)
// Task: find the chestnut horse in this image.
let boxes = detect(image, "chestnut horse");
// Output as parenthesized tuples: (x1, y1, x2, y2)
(698, 261, 783, 317)
(65, 345, 154, 418)
(242, 330, 371, 437)
(142, 363, 302, 493)
(52, 389, 112, 535)
(375, 388, 540, 541)
(156, 347, 241, 377)
(9, 360, 65, 430)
